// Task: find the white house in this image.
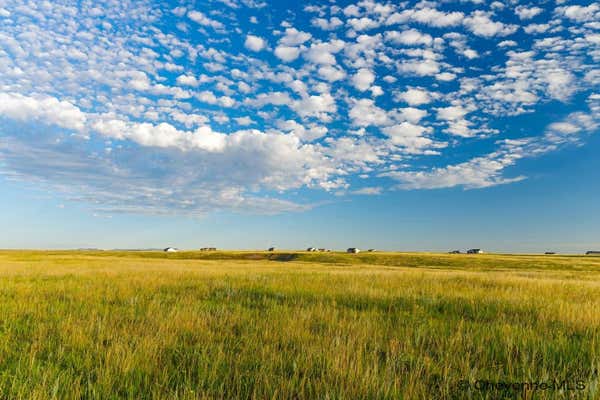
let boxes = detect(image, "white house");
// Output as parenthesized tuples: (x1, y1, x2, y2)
(164, 247, 178, 252)
(347, 248, 360, 254)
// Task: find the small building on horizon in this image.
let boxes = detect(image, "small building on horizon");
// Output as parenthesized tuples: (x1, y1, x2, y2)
(449, 250, 461, 254)
(164, 247, 178, 252)
(586, 251, 600, 255)
(467, 249, 483, 254)
(200, 247, 217, 251)
(306, 247, 317, 252)
(545, 252, 556, 255)
(347, 248, 360, 254)
(268, 247, 276, 252)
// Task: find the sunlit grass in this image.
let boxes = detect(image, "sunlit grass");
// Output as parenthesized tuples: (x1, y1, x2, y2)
(1, 251, 599, 399)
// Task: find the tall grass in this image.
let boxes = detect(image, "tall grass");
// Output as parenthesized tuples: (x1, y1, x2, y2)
(1, 251, 599, 399)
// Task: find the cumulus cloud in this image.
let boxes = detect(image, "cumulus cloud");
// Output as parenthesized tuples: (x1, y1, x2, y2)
(276, 120, 328, 141)
(348, 17, 380, 31)
(245, 34, 267, 51)
(515, 6, 543, 20)
(318, 65, 347, 82)
(349, 99, 389, 127)
(188, 10, 223, 29)
(385, 29, 433, 46)
(384, 152, 526, 189)
(279, 28, 312, 46)
(0, 92, 86, 131)
(304, 41, 344, 64)
(274, 45, 301, 62)
(396, 88, 431, 106)
(382, 122, 436, 152)
(558, 4, 599, 22)
(0, 0, 598, 215)
(176, 74, 199, 87)
(351, 68, 375, 91)
(312, 17, 343, 31)
(410, 8, 464, 28)
(464, 11, 518, 37)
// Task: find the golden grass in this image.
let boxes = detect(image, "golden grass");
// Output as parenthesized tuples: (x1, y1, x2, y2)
(0, 251, 599, 399)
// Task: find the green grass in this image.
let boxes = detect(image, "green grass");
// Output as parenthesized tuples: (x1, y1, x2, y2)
(1, 251, 599, 399)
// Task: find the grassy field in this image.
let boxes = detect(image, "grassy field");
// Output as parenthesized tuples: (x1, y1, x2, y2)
(1, 251, 599, 399)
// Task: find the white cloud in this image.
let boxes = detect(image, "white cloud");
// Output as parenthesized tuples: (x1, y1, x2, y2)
(0, 0, 598, 215)
(187, 10, 223, 29)
(274, 46, 301, 62)
(385, 29, 433, 46)
(235, 116, 254, 126)
(318, 65, 347, 82)
(175, 74, 199, 87)
(398, 107, 428, 124)
(410, 8, 464, 28)
(348, 17, 380, 31)
(438, 105, 468, 120)
(277, 120, 328, 141)
(515, 6, 543, 20)
(312, 17, 343, 31)
(396, 88, 431, 106)
(463, 49, 479, 59)
(0, 92, 86, 131)
(293, 93, 337, 121)
(351, 68, 375, 91)
(539, 65, 575, 101)
(398, 59, 440, 76)
(304, 41, 344, 64)
(498, 40, 517, 47)
(558, 4, 599, 22)
(464, 11, 518, 37)
(343, 5, 361, 17)
(349, 99, 389, 127)
(279, 28, 312, 46)
(523, 24, 549, 34)
(195, 91, 236, 107)
(352, 187, 382, 195)
(436, 72, 457, 81)
(384, 152, 525, 189)
(171, 111, 209, 128)
(94, 119, 228, 152)
(547, 122, 580, 135)
(382, 122, 434, 152)
(245, 35, 267, 52)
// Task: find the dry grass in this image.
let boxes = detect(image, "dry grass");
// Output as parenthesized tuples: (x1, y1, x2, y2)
(1, 251, 599, 399)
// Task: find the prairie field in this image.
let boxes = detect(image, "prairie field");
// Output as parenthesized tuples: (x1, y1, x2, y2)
(1, 250, 599, 399)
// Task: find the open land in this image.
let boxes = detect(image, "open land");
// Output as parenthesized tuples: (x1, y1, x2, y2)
(1, 250, 599, 399)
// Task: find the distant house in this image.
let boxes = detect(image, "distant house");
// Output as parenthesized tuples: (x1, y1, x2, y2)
(347, 248, 360, 254)
(200, 247, 217, 251)
(586, 251, 600, 255)
(545, 252, 556, 255)
(467, 249, 483, 254)
(449, 250, 461, 254)
(368, 249, 376, 252)
(306, 247, 317, 252)
(164, 247, 178, 252)
(268, 247, 276, 252)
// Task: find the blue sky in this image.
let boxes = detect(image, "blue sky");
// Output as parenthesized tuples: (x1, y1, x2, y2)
(0, 0, 598, 252)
